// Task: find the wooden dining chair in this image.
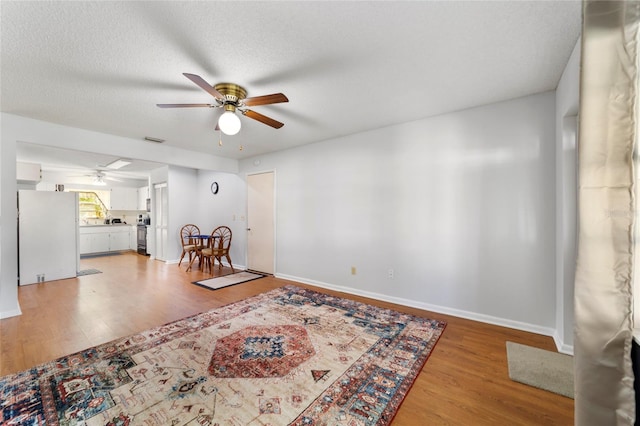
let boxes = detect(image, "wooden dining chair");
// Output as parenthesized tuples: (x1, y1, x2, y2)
(201, 226, 235, 274)
(179, 224, 202, 270)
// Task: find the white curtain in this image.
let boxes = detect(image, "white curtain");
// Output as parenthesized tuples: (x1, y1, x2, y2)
(574, 1, 640, 424)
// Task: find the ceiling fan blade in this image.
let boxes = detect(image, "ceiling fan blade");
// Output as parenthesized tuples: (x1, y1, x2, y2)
(243, 109, 284, 129)
(183, 73, 224, 99)
(243, 93, 289, 107)
(156, 103, 213, 108)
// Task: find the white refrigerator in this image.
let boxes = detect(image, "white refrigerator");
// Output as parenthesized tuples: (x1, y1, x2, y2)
(18, 190, 79, 285)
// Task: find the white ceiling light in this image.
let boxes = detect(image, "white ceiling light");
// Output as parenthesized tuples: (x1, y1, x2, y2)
(218, 111, 241, 136)
(105, 159, 131, 169)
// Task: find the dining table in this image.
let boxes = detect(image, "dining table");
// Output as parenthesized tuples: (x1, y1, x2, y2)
(186, 234, 219, 271)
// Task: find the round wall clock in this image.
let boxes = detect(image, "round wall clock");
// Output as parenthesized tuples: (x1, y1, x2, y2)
(210, 181, 219, 195)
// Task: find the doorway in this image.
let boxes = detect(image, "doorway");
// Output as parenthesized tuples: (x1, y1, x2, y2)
(247, 172, 275, 274)
(154, 182, 168, 261)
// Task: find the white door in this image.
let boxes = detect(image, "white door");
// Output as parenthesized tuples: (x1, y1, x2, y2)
(154, 183, 168, 261)
(247, 172, 275, 274)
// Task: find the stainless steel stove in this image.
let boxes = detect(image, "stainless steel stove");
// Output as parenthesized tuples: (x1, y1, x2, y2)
(137, 224, 148, 255)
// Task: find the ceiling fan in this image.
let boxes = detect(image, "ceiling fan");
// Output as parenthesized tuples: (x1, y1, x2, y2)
(157, 73, 289, 135)
(75, 170, 123, 186)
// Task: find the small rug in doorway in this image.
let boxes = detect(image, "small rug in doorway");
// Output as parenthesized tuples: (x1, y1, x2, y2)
(0, 285, 446, 425)
(506, 341, 574, 398)
(80, 252, 122, 259)
(194, 270, 265, 290)
(76, 268, 102, 276)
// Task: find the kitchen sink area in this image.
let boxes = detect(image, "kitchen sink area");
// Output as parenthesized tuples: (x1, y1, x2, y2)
(79, 223, 137, 255)
(78, 186, 151, 256)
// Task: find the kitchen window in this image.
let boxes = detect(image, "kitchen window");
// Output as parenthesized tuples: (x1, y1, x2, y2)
(74, 191, 109, 221)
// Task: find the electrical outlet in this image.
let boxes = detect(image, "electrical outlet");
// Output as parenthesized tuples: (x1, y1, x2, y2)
(351, 266, 357, 275)
(388, 269, 394, 279)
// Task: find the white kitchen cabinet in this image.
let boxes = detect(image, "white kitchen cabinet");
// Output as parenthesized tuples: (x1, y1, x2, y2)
(129, 225, 137, 250)
(110, 188, 138, 210)
(92, 233, 111, 252)
(79, 233, 92, 254)
(137, 186, 149, 211)
(78, 232, 110, 254)
(17, 162, 42, 183)
(110, 231, 130, 251)
(79, 225, 132, 254)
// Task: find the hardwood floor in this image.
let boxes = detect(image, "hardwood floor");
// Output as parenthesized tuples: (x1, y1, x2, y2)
(0, 252, 573, 425)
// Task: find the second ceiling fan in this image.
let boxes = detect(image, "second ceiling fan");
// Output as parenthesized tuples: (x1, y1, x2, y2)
(157, 73, 288, 135)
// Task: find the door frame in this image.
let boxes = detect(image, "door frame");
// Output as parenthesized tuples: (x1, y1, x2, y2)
(153, 182, 168, 261)
(246, 170, 276, 275)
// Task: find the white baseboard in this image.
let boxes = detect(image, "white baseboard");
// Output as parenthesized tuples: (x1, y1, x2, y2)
(558, 343, 574, 355)
(553, 330, 574, 355)
(224, 262, 246, 271)
(0, 306, 22, 319)
(170, 258, 246, 271)
(276, 273, 565, 347)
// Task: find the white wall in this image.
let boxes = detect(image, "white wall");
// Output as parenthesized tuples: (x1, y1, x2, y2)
(0, 114, 238, 318)
(166, 166, 199, 262)
(555, 39, 581, 354)
(3, 114, 238, 173)
(149, 166, 248, 265)
(0, 117, 21, 318)
(196, 171, 248, 269)
(240, 91, 558, 334)
(0, 88, 575, 344)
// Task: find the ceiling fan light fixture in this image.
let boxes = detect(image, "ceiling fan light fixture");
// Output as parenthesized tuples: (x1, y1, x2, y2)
(218, 110, 241, 136)
(159, 74, 288, 134)
(93, 175, 107, 186)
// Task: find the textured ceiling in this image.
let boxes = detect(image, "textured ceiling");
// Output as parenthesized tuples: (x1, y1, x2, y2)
(2, 1, 581, 171)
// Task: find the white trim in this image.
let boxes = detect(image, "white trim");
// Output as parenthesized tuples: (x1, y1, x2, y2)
(0, 306, 22, 319)
(276, 273, 562, 344)
(222, 261, 246, 270)
(553, 330, 574, 355)
(172, 258, 247, 270)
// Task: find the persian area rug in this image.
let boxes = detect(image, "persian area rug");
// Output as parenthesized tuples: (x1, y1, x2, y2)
(506, 341, 574, 398)
(0, 285, 446, 425)
(194, 271, 265, 291)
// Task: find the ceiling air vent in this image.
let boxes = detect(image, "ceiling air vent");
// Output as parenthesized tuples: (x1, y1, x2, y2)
(144, 136, 165, 143)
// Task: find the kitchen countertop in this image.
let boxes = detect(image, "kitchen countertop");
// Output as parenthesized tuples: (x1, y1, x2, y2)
(80, 223, 133, 227)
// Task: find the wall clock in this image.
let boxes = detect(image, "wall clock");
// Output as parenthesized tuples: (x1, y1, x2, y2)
(211, 182, 219, 195)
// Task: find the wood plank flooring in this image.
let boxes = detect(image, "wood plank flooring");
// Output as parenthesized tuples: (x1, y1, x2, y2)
(0, 252, 573, 425)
